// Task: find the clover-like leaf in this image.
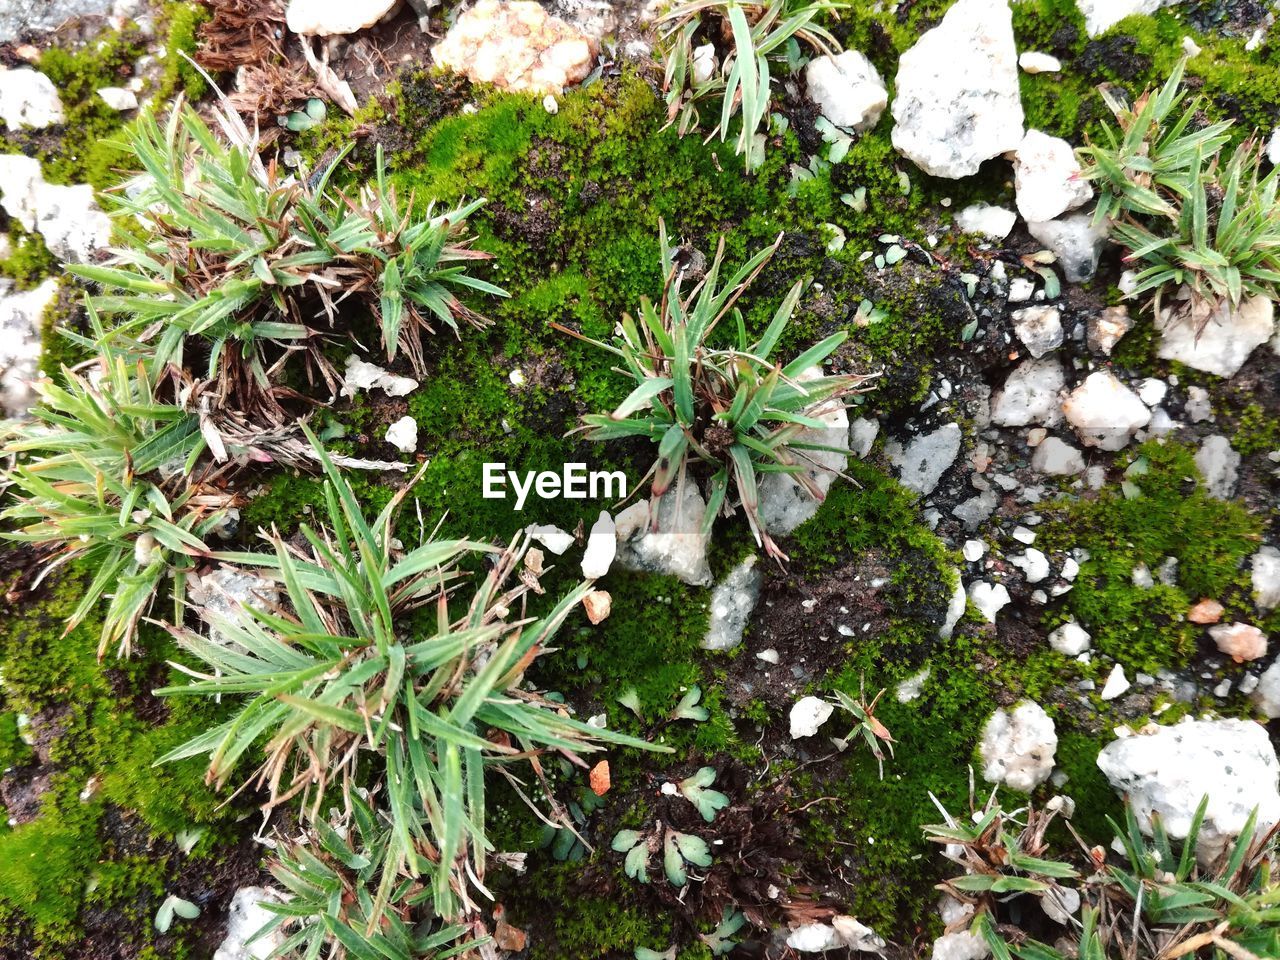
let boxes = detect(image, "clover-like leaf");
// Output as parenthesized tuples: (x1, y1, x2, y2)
(678, 766, 731, 822)
(671, 686, 708, 722)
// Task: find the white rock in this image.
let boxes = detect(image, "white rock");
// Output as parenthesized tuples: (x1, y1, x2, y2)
(690, 43, 716, 84)
(1088, 306, 1133, 355)
(0, 155, 111, 264)
(759, 367, 849, 534)
(886, 422, 962, 496)
(1041, 886, 1080, 925)
(941, 574, 967, 639)
(1156, 292, 1275, 378)
(1061, 370, 1150, 451)
(1100, 664, 1130, 700)
(1014, 130, 1092, 223)
(1251, 659, 1280, 718)
(787, 917, 885, 954)
(1076, 0, 1182, 37)
(1137, 378, 1167, 407)
(213, 887, 286, 960)
(1011, 305, 1064, 358)
(963, 540, 986, 562)
(1096, 718, 1280, 861)
(849, 416, 879, 458)
(702, 555, 762, 651)
(1252, 546, 1280, 611)
(1185, 385, 1213, 423)
(1008, 277, 1035, 302)
(1018, 51, 1061, 73)
(1027, 212, 1109, 283)
(789, 696, 834, 739)
(956, 203, 1017, 240)
(932, 931, 990, 960)
(1011, 548, 1050, 583)
(806, 50, 887, 132)
(96, 86, 138, 111)
(980, 701, 1058, 793)
(385, 416, 418, 453)
(1270, 128, 1280, 166)
(1031, 436, 1085, 476)
(1013, 526, 1036, 545)
(896, 667, 931, 703)
(614, 481, 712, 586)
(0, 67, 64, 130)
(528, 523, 574, 555)
(1049, 620, 1091, 655)
(0, 277, 58, 417)
(285, 0, 398, 35)
(580, 510, 616, 579)
(991, 358, 1066, 427)
(968, 581, 1011, 623)
(890, 0, 1024, 179)
(1209, 622, 1267, 663)
(1195, 435, 1239, 499)
(340, 355, 418, 398)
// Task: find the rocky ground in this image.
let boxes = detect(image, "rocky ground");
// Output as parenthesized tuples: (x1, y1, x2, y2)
(2, 0, 1280, 959)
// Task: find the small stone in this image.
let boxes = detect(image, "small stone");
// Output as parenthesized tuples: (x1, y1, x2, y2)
(493, 919, 528, 953)
(582, 589, 611, 624)
(790, 696, 834, 739)
(528, 524, 574, 555)
(1041, 886, 1080, 924)
(96, 86, 138, 111)
(1061, 370, 1150, 451)
(1049, 620, 1091, 655)
(1252, 546, 1280, 611)
(1008, 277, 1035, 302)
(542, 94, 558, 114)
(1185, 386, 1213, 423)
(890, 0, 1024, 179)
(580, 511, 616, 579)
(1018, 51, 1061, 73)
(940, 574, 967, 639)
(1156, 292, 1275, 378)
(805, 50, 887, 132)
(1187, 599, 1224, 625)
(614, 482, 712, 586)
(896, 667, 931, 703)
(962, 540, 986, 562)
(286, 0, 398, 35)
(1011, 549, 1050, 583)
(1132, 564, 1154, 588)
(932, 931, 990, 960)
(1137, 378, 1167, 407)
(1012, 526, 1036, 545)
(1209, 622, 1268, 663)
(1195, 435, 1239, 499)
(1011, 305, 1064, 358)
(953, 489, 999, 531)
(1088, 306, 1134, 355)
(991, 357, 1066, 427)
(1027, 212, 1109, 283)
(956, 203, 1017, 240)
(1013, 129, 1092, 224)
(384, 415, 418, 453)
(213, 888, 286, 960)
(756, 648, 780, 664)
(1076, 0, 1183, 37)
(1100, 664, 1130, 701)
(849, 417, 879, 458)
(0, 67, 63, 130)
(340, 355, 418, 398)
(588, 759, 610, 795)
(1031, 436, 1085, 476)
(968, 581, 1011, 622)
(980, 701, 1058, 793)
(701, 555, 763, 651)
(885, 422, 962, 496)
(1251, 659, 1280, 718)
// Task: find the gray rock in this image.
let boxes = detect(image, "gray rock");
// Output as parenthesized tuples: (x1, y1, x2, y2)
(0, 68, 64, 130)
(0, 0, 112, 43)
(890, 0, 1024, 179)
(886, 422, 962, 496)
(1011, 305, 1064, 358)
(1027, 212, 1109, 283)
(991, 357, 1066, 427)
(1251, 658, 1280, 718)
(701, 555, 763, 651)
(980, 701, 1057, 793)
(190, 568, 280, 648)
(1195, 435, 1240, 500)
(953, 489, 999, 531)
(849, 416, 879, 458)
(1253, 546, 1280, 612)
(1156, 292, 1275, 379)
(1031, 436, 1085, 476)
(614, 482, 713, 586)
(806, 50, 887, 132)
(1097, 719, 1280, 862)
(0, 277, 58, 417)
(0, 154, 111, 264)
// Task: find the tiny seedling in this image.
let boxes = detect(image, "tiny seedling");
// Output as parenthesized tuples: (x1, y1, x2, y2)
(832, 679, 896, 779)
(154, 894, 199, 933)
(677, 766, 731, 822)
(670, 685, 709, 722)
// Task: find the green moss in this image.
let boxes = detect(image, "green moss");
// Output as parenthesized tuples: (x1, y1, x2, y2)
(0, 225, 58, 289)
(1232, 403, 1280, 457)
(1040, 440, 1261, 673)
(157, 2, 211, 101)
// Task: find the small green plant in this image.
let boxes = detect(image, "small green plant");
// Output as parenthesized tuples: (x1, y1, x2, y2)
(832, 678, 896, 779)
(156, 429, 665, 919)
(153, 894, 199, 934)
(261, 793, 475, 958)
(73, 99, 504, 418)
(676, 766, 730, 821)
(1, 308, 235, 658)
(612, 824, 713, 887)
(1077, 58, 1280, 319)
(559, 223, 873, 560)
(658, 0, 843, 172)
